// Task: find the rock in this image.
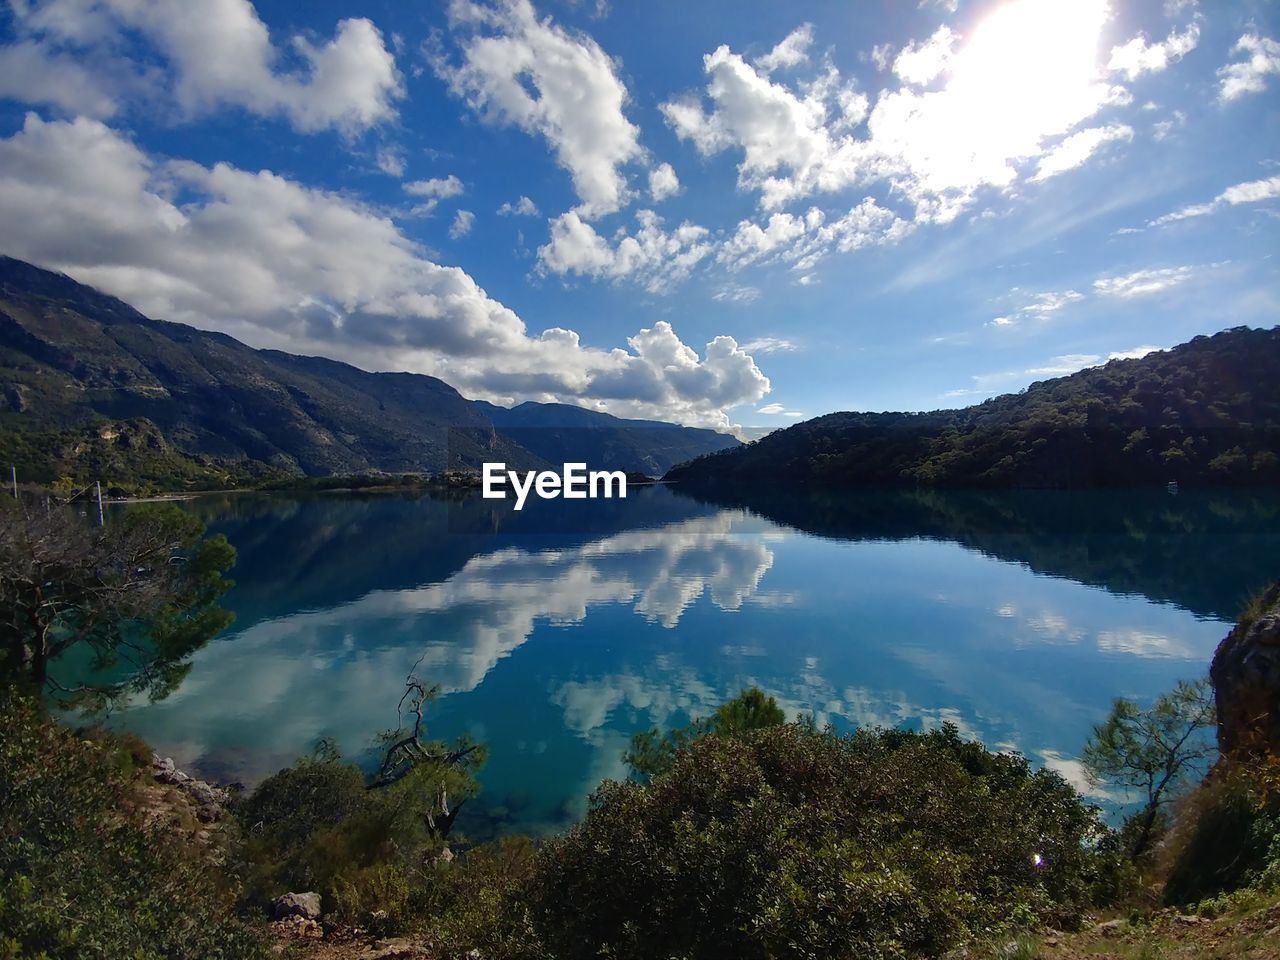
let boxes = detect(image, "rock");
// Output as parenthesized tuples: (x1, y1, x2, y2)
(270, 891, 322, 921)
(1092, 918, 1126, 933)
(363, 939, 429, 959)
(271, 915, 322, 939)
(1176, 914, 1209, 925)
(1211, 581, 1280, 756)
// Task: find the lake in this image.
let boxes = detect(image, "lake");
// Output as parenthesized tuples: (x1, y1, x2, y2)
(98, 484, 1280, 837)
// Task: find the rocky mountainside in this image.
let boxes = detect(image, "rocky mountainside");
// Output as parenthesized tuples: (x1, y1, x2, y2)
(667, 326, 1280, 489)
(0, 257, 735, 481)
(1212, 582, 1280, 757)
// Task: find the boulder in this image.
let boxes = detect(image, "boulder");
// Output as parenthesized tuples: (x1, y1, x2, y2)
(270, 891, 322, 921)
(1210, 582, 1280, 756)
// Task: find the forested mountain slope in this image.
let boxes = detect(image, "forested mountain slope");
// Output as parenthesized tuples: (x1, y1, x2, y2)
(666, 326, 1280, 488)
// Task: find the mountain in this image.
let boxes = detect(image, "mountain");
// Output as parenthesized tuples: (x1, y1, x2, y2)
(0, 257, 736, 488)
(666, 326, 1280, 489)
(474, 399, 739, 477)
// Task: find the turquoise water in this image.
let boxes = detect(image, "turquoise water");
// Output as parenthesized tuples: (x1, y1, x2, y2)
(102, 485, 1280, 836)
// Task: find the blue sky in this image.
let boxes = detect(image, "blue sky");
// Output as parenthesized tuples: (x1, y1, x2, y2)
(0, 0, 1277, 431)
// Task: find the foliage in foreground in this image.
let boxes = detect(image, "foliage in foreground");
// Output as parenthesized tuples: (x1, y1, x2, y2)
(232, 684, 486, 931)
(1082, 678, 1217, 859)
(0, 500, 236, 711)
(0, 692, 266, 960)
(624, 685, 786, 778)
(532, 722, 1120, 960)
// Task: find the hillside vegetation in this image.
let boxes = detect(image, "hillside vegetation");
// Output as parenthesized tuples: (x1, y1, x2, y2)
(0, 257, 735, 486)
(668, 326, 1280, 489)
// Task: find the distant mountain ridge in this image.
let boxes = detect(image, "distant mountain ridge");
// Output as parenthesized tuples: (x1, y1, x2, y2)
(666, 326, 1280, 489)
(474, 399, 740, 476)
(0, 256, 737, 485)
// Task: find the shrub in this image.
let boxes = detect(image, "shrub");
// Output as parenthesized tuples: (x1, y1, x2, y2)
(1161, 757, 1280, 905)
(531, 722, 1112, 960)
(0, 692, 265, 960)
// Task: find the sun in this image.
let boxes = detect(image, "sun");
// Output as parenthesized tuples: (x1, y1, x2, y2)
(871, 0, 1117, 200)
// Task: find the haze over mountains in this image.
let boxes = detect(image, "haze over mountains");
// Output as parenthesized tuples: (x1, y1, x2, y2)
(0, 257, 739, 485)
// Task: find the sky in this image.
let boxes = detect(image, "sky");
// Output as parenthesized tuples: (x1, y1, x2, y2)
(0, 0, 1277, 433)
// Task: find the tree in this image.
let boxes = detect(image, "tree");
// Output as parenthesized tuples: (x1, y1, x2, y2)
(1083, 678, 1217, 857)
(624, 686, 785, 779)
(0, 500, 236, 710)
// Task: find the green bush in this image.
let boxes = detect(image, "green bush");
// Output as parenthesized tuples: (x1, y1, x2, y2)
(1161, 759, 1280, 905)
(531, 722, 1113, 960)
(0, 693, 265, 960)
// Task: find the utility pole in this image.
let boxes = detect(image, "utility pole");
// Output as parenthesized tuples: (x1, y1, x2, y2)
(96, 480, 104, 527)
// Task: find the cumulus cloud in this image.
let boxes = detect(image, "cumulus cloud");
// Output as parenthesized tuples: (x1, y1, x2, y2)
(648, 162, 681, 201)
(1, 0, 402, 134)
(1149, 174, 1280, 226)
(1031, 125, 1133, 182)
(663, 1, 1127, 221)
(537, 209, 715, 293)
(449, 209, 475, 239)
(1093, 266, 1194, 298)
(498, 195, 540, 216)
(435, 0, 643, 217)
(1218, 34, 1280, 101)
(719, 199, 913, 273)
(403, 174, 466, 216)
(0, 114, 768, 429)
(404, 175, 465, 198)
(892, 26, 957, 86)
(754, 23, 814, 74)
(1107, 22, 1200, 80)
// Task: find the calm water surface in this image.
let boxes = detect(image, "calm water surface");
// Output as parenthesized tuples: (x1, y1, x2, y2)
(100, 485, 1280, 836)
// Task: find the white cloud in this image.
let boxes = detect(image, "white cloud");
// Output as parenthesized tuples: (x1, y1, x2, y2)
(537, 209, 715, 293)
(498, 195, 540, 216)
(1107, 22, 1200, 81)
(2, 0, 403, 134)
(1031, 124, 1133, 182)
(449, 209, 475, 239)
(719, 198, 912, 273)
(403, 174, 465, 216)
(663, 0, 1126, 220)
(1150, 175, 1280, 225)
(1108, 345, 1165, 361)
(0, 114, 769, 429)
(742, 337, 798, 354)
(987, 289, 1084, 328)
(757, 402, 803, 417)
(375, 147, 406, 177)
(404, 174, 465, 198)
(712, 284, 762, 305)
(1026, 354, 1102, 376)
(0, 39, 122, 117)
(1093, 266, 1193, 298)
(1218, 34, 1280, 102)
(892, 26, 957, 86)
(754, 23, 814, 74)
(436, 0, 643, 217)
(648, 162, 681, 201)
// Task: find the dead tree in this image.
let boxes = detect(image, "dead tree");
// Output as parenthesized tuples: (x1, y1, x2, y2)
(367, 673, 482, 842)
